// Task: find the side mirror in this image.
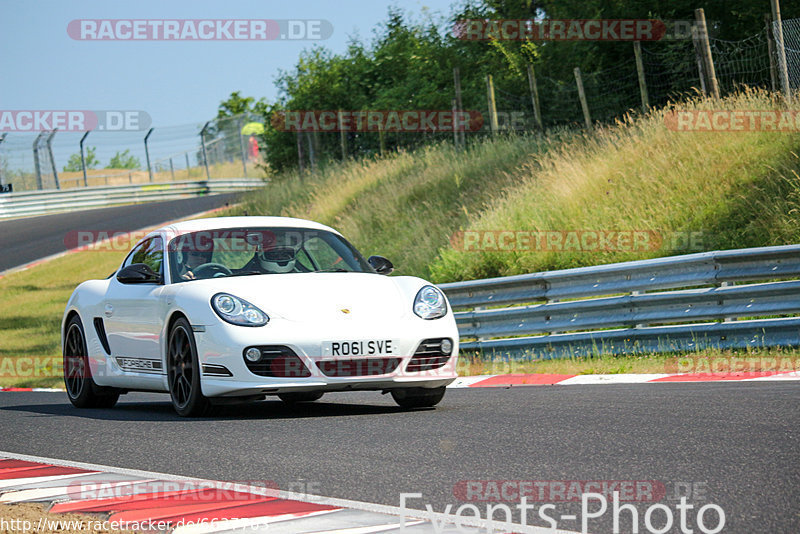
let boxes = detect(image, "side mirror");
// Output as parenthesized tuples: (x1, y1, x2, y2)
(368, 255, 394, 275)
(117, 263, 161, 284)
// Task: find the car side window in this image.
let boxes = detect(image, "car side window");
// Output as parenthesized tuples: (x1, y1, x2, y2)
(123, 237, 164, 277)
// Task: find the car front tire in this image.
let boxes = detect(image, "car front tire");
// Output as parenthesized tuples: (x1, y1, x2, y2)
(167, 317, 209, 417)
(391, 386, 446, 408)
(63, 315, 120, 409)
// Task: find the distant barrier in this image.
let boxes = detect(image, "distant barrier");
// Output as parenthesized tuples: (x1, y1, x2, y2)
(0, 178, 264, 219)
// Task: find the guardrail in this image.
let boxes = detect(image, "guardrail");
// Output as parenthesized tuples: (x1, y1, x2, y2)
(438, 245, 800, 359)
(0, 178, 265, 219)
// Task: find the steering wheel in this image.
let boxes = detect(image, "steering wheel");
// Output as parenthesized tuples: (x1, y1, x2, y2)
(193, 262, 233, 279)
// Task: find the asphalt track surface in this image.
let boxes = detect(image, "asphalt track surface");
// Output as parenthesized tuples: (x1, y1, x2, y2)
(0, 193, 240, 272)
(0, 383, 796, 533)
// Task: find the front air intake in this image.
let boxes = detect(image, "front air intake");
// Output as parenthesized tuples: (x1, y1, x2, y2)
(316, 358, 401, 377)
(406, 338, 452, 372)
(242, 346, 311, 378)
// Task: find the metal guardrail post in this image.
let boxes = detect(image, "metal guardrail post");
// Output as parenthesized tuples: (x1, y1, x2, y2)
(144, 128, 154, 182)
(32, 132, 45, 190)
(79, 131, 91, 187)
(46, 129, 60, 190)
(200, 122, 211, 180)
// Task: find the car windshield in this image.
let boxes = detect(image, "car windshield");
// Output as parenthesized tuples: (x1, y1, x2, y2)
(168, 227, 373, 283)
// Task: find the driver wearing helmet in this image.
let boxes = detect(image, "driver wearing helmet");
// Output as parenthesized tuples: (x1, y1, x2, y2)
(242, 246, 297, 274)
(179, 248, 213, 280)
(258, 246, 297, 273)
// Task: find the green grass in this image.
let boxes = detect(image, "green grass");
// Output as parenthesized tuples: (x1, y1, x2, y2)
(432, 89, 800, 280)
(3, 89, 800, 388)
(0, 244, 131, 388)
(231, 132, 577, 279)
(458, 347, 800, 376)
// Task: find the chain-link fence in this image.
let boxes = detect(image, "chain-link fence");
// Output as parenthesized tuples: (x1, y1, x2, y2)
(481, 23, 789, 134)
(0, 113, 265, 192)
(778, 17, 800, 92)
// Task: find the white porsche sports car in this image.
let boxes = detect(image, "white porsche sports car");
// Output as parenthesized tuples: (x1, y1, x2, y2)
(62, 216, 459, 416)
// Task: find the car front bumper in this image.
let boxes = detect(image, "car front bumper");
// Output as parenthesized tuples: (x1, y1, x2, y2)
(194, 316, 460, 398)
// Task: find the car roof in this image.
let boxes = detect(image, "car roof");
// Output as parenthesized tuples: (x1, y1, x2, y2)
(151, 216, 342, 241)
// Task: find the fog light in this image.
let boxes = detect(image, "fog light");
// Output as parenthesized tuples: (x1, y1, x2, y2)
(245, 348, 262, 362)
(440, 339, 453, 355)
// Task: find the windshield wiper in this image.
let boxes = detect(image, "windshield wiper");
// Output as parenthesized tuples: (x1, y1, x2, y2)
(229, 270, 267, 277)
(312, 268, 350, 273)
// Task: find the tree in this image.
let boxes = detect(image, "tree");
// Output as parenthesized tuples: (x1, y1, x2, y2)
(106, 150, 140, 169)
(63, 146, 99, 172)
(217, 91, 268, 119)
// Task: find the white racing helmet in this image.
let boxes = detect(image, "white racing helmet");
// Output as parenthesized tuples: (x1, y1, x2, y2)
(258, 246, 297, 273)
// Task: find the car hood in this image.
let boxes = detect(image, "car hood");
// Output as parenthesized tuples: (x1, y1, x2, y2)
(181, 272, 415, 322)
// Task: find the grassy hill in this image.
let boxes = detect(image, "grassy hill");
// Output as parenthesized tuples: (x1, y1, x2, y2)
(232, 89, 800, 283)
(4, 89, 800, 388)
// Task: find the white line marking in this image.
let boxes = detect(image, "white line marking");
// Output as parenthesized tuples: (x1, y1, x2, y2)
(558, 373, 673, 385)
(0, 451, 579, 534)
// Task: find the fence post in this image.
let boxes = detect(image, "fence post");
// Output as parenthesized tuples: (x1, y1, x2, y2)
(79, 131, 91, 187)
(237, 118, 248, 178)
(691, 25, 708, 95)
(485, 74, 499, 135)
(185, 153, 191, 177)
(46, 129, 60, 190)
(633, 42, 650, 112)
(378, 124, 386, 156)
(574, 67, 592, 130)
(526, 64, 543, 130)
(296, 131, 305, 179)
(694, 9, 720, 99)
(765, 14, 779, 93)
(338, 110, 347, 159)
(32, 132, 44, 190)
(306, 131, 316, 172)
(169, 158, 175, 181)
(452, 98, 460, 147)
(200, 122, 211, 180)
(771, 0, 792, 100)
(144, 128, 154, 182)
(0, 133, 5, 187)
(453, 67, 466, 146)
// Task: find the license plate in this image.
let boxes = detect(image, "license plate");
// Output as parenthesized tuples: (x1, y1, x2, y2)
(322, 339, 397, 357)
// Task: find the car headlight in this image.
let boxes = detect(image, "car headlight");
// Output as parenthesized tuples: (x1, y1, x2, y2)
(413, 285, 448, 320)
(211, 293, 269, 327)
